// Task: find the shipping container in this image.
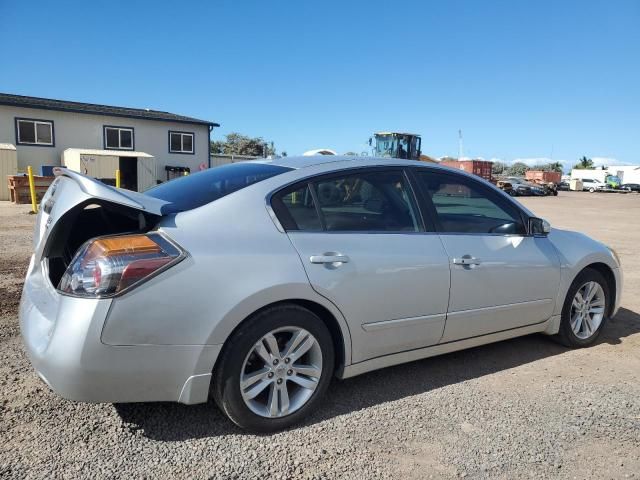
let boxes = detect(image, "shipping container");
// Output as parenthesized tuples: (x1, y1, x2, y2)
(439, 160, 493, 181)
(525, 170, 562, 184)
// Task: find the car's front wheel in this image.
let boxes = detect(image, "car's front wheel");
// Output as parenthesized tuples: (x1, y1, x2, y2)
(555, 268, 610, 347)
(212, 304, 334, 432)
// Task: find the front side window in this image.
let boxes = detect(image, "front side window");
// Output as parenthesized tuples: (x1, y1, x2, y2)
(16, 118, 54, 146)
(415, 170, 525, 234)
(169, 131, 194, 153)
(104, 126, 134, 150)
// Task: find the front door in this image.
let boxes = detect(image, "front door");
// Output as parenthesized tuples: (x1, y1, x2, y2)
(271, 168, 451, 363)
(412, 169, 561, 342)
(119, 157, 138, 191)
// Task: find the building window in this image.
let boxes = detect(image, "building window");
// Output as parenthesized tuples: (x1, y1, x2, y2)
(168, 131, 194, 154)
(15, 118, 54, 146)
(104, 126, 134, 150)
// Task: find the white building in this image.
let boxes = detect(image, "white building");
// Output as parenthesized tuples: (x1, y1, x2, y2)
(0, 93, 219, 190)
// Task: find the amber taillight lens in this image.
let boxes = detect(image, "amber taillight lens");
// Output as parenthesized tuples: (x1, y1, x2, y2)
(58, 233, 184, 297)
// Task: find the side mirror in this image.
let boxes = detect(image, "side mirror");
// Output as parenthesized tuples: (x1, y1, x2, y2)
(368, 137, 372, 146)
(529, 217, 551, 236)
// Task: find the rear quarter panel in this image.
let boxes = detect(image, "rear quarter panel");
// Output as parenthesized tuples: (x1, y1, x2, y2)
(100, 183, 353, 364)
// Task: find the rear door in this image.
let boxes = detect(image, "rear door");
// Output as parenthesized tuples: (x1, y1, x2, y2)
(271, 168, 451, 363)
(412, 168, 561, 342)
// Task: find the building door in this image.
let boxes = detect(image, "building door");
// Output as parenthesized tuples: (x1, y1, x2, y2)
(119, 157, 138, 191)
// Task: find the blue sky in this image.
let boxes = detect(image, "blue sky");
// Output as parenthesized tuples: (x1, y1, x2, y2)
(1, 0, 638, 168)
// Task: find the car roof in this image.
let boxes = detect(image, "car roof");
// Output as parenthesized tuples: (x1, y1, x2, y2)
(268, 155, 435, 170)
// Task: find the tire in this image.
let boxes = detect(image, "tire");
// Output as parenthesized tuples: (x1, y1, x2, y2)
(589, 187, 596, 193)
(554, 268, 610, 348)
(212, 304, 334, 432)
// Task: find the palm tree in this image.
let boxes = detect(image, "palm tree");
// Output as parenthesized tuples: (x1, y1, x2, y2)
(549, 161, 563, 173)
(574, 156, 594, 169)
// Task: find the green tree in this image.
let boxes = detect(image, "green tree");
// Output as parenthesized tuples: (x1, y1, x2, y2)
(492, 161, 508, 175)
(573, 156, 594, 169)
(548, 161, 564, 173)
(506, 162, 529, 176)
(210, 133, 276, 157)
(529, 162, 564, 173)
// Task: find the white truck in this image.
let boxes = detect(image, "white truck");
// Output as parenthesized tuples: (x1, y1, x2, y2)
(570, 168, 621, 189)
(608, 166, 640, 185)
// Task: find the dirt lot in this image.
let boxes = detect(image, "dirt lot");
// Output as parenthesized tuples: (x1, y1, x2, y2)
(1, 192, 639, 479)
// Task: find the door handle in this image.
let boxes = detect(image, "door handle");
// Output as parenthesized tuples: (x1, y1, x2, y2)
(310, 254, 350, 264)
(452, 256, 481, 266)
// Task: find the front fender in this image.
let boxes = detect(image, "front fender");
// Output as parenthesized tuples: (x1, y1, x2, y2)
(547, 228, 621, 316)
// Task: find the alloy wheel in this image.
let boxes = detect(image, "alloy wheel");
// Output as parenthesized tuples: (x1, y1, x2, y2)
(240, 327, 323, 418)
(570, 281, 606, 340)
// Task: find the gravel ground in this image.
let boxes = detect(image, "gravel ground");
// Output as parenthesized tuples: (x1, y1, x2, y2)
(1, 192, 639, 479)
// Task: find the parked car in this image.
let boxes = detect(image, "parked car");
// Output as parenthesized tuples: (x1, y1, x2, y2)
(20, 157, 622, 432)
(494, 179, 513, 195)
(621, 183, 640, 192)
(580, 178, 608, 192)
(505, 177, 547, 196)
(557, 181, 570, 191)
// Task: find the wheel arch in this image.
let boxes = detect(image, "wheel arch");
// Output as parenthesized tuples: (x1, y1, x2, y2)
(212, 298, 351, 378)
(582, 262, 617, 317)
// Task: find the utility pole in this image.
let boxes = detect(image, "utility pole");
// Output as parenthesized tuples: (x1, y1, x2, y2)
(458, 129, 464, 160)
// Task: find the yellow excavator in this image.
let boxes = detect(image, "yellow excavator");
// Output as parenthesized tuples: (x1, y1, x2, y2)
(369, 132, 422, 160)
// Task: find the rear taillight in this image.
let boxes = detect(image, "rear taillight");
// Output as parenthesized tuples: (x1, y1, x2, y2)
(59, 232, 185, 297)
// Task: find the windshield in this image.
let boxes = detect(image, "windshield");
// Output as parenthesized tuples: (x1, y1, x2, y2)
(374, 135, 396, 157)
(374, 134, 414, 159)
(606, 175, 621, 184)
(146, 162, 292, 213)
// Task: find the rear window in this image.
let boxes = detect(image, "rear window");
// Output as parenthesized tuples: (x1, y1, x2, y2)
(146, 162, 291, 213)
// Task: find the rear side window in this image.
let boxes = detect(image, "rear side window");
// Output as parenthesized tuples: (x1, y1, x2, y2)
(272, 169, 421, 232)
(414, 170, 525, 234)
(272, 184, 322, 231)
(146, 162, 291, 213)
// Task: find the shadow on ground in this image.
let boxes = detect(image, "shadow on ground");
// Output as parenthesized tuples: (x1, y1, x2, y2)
(115, 307, 640, 441)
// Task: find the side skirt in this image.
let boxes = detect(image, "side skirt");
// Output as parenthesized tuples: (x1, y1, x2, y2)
(338, 317, 557, 379)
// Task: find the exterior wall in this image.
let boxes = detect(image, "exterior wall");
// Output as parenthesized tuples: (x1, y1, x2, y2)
(78, 154, 119, 181)
(210, 153, 260, 167)
(0, 105, 210, 182)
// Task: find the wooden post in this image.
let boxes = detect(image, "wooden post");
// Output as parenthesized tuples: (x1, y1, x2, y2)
(27, 166, 38, 213)
(115, 169, 121, 188)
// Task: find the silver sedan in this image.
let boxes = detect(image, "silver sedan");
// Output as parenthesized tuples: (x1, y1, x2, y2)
(20, 156, 622, 432)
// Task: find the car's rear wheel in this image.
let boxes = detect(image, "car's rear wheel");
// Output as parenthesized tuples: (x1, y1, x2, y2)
(212, 304, 334, 432)
(555, 268, 610, 347)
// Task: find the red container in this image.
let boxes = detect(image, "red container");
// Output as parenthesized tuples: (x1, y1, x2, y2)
(439, 160, 493, 181)
(525, 171, 561, 184)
